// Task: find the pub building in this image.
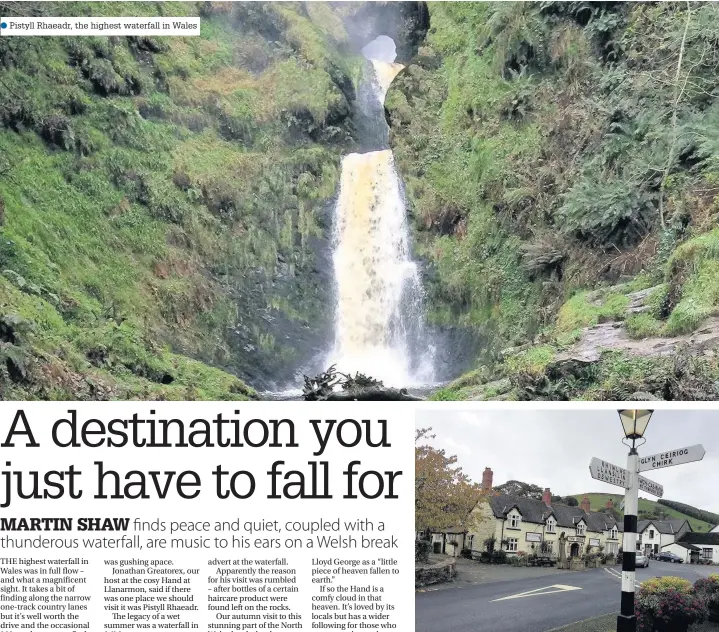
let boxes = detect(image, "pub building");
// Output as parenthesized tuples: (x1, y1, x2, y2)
(429, 468, 624, 559)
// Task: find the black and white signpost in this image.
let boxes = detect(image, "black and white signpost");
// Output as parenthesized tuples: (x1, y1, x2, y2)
(617, 410, 643, 632)
(588, 411, 707, 632)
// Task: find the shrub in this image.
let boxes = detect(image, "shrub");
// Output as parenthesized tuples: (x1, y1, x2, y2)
(559, 175, 654, 248)
(642, 577, 693, 595)
(415, 540, 431, 564)
(510, 551, 528, 566)
(693, 575, 719, 622)
(491, 550, 508, 564)
(636, 577, 706, 632)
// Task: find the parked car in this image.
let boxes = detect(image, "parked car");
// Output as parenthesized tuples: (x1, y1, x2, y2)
(657, 552, 684, 563)
(636, 553, 649, 568)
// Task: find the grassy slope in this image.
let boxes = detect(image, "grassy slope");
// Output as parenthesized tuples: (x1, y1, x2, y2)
(387, 2, 719, 400)
(0, 2, 358, 399)
(572, 493, 714, 533)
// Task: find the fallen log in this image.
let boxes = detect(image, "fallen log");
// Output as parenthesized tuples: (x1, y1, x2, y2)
(302, 366, 423, 400)
(322, 387, 423, 401)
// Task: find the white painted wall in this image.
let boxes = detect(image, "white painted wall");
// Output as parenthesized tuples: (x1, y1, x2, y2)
(660, 543, 693, 563)
(661, 542, 719, 563)
(639, 524, 678, 553)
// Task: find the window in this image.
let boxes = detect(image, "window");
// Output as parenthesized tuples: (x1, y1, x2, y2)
(577, 523, 585, 536)
(606, 542, 618, 555)
(506, 538, 518, 552)
(609, 527, 617, 539)
(544, 541, 553, 554)
(649, 529, 655, 538)
(702, 548, 713, 561)
(546, 518, 556, 533)
(509, 514, 521, 529)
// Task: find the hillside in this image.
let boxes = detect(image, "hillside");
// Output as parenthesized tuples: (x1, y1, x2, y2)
(387, 2, 719, 400)
(572, 493, 715, 533)
(0, 1, 367, 398)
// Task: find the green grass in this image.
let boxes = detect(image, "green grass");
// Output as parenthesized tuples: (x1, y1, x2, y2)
(429, 369, 513, 401)
(665, 228, 719, 335)
(571, 494, 715, 533)
(625, 312, 664, 339)
(556, 292, 629, 335)
(505, 345, 557, 377)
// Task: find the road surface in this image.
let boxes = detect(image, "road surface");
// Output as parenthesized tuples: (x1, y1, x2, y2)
(415, 561, 716, 632)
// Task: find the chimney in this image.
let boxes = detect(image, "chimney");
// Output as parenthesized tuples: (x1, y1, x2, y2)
(542, 488, 551, 507)
(482, 467, 493, 492)
(581, 496, 591, 513)
(606, 498, 614, 510)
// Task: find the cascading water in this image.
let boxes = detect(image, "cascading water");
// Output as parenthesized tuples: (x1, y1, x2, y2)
(325, 39, 434, 387)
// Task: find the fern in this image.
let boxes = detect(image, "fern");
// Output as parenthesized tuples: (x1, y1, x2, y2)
(481, 3, 548, 77)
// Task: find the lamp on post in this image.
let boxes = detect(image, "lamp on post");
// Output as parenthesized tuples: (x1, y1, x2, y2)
(619, 409, 653, 444)
(616, 409, 653, 632)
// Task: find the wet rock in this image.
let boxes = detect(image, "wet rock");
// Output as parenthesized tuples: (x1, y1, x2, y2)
(556, 317, 719, 363)
(468, 377, 512, 401)
(344, 3, 430, 64)
(625, 285, 662, 315)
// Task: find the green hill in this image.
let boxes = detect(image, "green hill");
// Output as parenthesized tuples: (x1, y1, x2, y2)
(572, 493, 715, 533)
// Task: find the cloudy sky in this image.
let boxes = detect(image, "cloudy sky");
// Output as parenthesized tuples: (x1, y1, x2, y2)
(416, 409, 719, 514)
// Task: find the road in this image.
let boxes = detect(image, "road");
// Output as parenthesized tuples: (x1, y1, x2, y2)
(415, 561, 716, 632)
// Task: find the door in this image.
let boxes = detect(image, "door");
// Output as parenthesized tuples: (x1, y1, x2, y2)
(570, 543, 580, 557)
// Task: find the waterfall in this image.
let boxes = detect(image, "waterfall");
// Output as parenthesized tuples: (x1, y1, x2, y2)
(325, 49, 434, 387)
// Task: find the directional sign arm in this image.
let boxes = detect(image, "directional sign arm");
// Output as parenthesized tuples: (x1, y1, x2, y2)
(638, 475, 663, 498)
(638, 444, 706, 472)
(590, 457, 663, 497)
(588, 457, 629, 489)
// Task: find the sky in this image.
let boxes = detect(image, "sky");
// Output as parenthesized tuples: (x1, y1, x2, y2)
(415, 409, 719, 514)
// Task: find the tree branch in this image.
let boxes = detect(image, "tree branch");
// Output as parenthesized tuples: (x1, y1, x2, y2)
(658, 1, 692, 230)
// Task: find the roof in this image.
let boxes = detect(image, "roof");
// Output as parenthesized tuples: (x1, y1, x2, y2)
(663, 542, 700, 552)
(678, 532, 719, 546)
(488, 493, 622, 533)
(638, 519, 691, 535)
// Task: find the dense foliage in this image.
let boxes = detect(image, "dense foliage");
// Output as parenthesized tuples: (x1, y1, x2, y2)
(694, 575, 719, 623)
(0, 1, 361, 398)
(415, 427, 483, 531)
(388, 2, 719, 400)
(659, 499, 719, 528)
(635, 576, 708, 631)
(493, 479, 544, 500)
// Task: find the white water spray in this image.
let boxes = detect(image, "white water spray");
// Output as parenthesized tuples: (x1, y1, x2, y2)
(326, 45, 434, 386)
